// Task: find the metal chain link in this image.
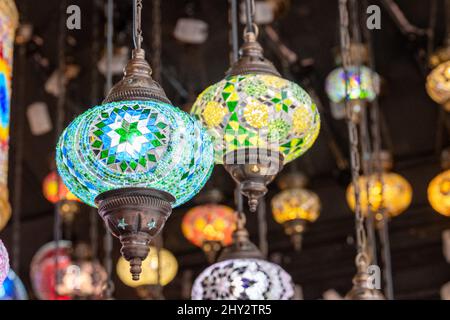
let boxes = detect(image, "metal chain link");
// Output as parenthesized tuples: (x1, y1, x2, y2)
(362, 0, 394, 299)
(133, 0, 143, 49)
(244, 0, 256, 34)
(339, 0, 368, 264)
(350, 0, 378, 265)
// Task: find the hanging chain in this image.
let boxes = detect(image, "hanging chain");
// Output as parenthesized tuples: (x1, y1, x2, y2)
(152, 0, 162, 82)
(362, 0, 394, 299)
(133, 0, 143, 49)
(350, 0, 378, 265)
(244, 0, 256, 35)
(339, 0, 368, 267)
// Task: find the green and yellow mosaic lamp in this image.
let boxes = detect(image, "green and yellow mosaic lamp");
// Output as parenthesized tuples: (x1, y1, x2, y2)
(56, 1, 214, 280)
(191, 12, 320, 211)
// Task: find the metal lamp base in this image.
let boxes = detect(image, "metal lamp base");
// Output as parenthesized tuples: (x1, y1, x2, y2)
(345, 264, 385, 300)
(95, 187, 175, 281)
(283, 219, 307, 252)
(202, 240, 222, 264)
(223, 149, 284, 212)
(218, 228, 264, 262)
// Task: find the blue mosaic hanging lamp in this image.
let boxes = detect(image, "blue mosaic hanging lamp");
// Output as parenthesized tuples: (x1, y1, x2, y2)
(56, 1, 214, 280)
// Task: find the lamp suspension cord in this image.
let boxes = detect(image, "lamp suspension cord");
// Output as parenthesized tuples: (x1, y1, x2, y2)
(11, 16, 29, 274)
(228, 0, 239, 64)
(339, 0, 369, 271)
(53, 0, 68, 297)
(90, 0, 101, 262)
(133, 0, 143, 50)
(427, 0, 437, 60)
(244, 0, 256, 34)
(445, 0, 450, 47)
(257, 198, 268, 258)
(151, 0, 164, 296)
(234, 185, 245, 230)
(152, 0, 162, 82)
(362, 0, 394, 300)
(103, 0, 115, 300)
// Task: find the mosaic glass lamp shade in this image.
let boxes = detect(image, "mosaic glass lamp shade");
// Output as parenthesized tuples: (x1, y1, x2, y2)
(271, 188, 320, 250)
(56, 48, 214, 281)
(191, 31, 320, 211)
(346, 173, 412, 219)
(426, 61, 450, 111)
(116, 246, 178, 287)
(191, 258, 294, 300)
(182, 204, 236, 262)
(57, 100, 213, 208)
(192, 220, 295, 300)
(30, 241, 73, 300)
(428, 169, 450, 217)
(0, 185, 10, 231)
(325, 66, 380, 103)
(0, 0, 18, 232)
(0, 239, 8, 285)
(191, 74, 320, 165)
(0, 270, 28, 300)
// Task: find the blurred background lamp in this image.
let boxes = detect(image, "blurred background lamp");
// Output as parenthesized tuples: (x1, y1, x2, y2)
(182, 204, 236, 263)
(441, 281, 450, 300)
(443, 229, 450, 264)
(346, 172, 412, 220)
(271, 188, 320, 250)
(0, 239, 8, 285)
(426, 61, 450, 111)
(116, 246, 178, 288)
(30, 241, 73, 300)
(42, 171, 80, 222)
(0, 270, 28, 300)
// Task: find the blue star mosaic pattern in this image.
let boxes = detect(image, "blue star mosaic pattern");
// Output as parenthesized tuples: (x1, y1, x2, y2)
(56, 100, 214, 208)
(90, 105, 169, 173)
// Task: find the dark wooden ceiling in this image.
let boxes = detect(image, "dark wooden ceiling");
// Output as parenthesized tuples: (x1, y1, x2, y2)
(1, 0, 449, 300)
